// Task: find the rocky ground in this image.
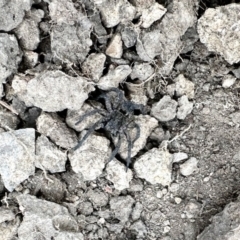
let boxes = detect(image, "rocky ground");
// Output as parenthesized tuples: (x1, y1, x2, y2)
(1, 0, 240, 239)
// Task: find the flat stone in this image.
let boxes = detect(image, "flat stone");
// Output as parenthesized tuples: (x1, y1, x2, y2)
(12, 70, 94, 112)
(0, 129, 35, 191)
(198, 4, 240, 65)
(173, 152, 188, 163)
(177, 95, 193, 120)
(151, 95, 178, 122)
(134, 147, 172, 186)
(180, 157, 198, 176)
(0, 0, 31, 31)
(37, 112, 78, 149)
(36, 135, 67, 173)
(69, 134, 111, 181)
(106, 160, 133, 191)
(106, 33, 123, 58)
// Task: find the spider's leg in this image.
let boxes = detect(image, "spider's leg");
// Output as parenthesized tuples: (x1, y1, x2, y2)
(124, 130, 133, 171)
(75, 109, 104, 125)
(73, 118, 104, 151)
(132, 123, 140, 147)
(97, 95, 113, 112)
(108, 134, 122, 163)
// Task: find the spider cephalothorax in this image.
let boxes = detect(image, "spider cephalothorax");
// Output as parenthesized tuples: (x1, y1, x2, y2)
(73, 87, 149, 170)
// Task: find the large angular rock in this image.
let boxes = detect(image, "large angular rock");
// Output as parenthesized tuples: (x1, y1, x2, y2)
(198, 4, 240, 65)
(0, 129, 35, 191)
(37, 112, 78, 149)
(197, 199, 240, 240)
(14, 9, 44, 50)
(12, 70, 94, 112)
(17, 194, 84, 240)
(0, 0, 31, 31)
(69, 134, 111, 181)
(134, 147, 172, 186)
(36, 135, 67, 173)
(0, 34, 22, 90)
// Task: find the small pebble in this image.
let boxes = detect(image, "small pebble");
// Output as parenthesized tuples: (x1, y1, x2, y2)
(173, 152, 188, 163)
(175, 197, 182, 204)
(180, 157, 198, 176)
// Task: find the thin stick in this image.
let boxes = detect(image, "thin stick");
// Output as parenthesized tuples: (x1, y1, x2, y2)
(0, 100, 18, 115)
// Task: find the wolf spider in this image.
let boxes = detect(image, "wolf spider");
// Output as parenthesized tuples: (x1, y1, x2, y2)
(73, 88, 149, 170)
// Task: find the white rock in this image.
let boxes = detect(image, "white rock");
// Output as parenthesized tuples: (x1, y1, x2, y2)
(134, 147, 172, 185)
(0, 34, 22, 88)
(130, 62, 154, 81)
(95, 0, 136, 28)
(37, 112, 78, 149)
(177, 95, 193, 120)
(106, 33, 123, 58)
(66, 103, 103, 132)
(151, 95, 178, 122)
(23, 51, 38, 68)
(180, 157, 198, 176)
(82, 53, 106, 82)
(198, 4, 240, 65)
(51, 22, 92, 64)
(185, 200, 201, 219)
(69, 134, 111, 181)
(175, 197, 182, 204)
(173, 152, 188, 163)
(98, 65, 132, 90)
(0, 129, 35, 192)
(106, 160, 133, 191)
(117, 115, 158, 160)
(14, 9, 44, 50)
(175, 74, 195, 99)
(36, 135, 67, 173)
(0, 0, 31, 31)
(12, 70, 94, 112)
(141, 3, 166, 28)
(17, 194, 83, 240)
(222, 75, 236, 88)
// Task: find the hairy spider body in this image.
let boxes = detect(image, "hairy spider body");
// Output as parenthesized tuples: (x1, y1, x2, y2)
(73, 88, 149, 170)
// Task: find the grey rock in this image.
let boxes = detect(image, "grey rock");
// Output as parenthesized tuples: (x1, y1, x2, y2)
(131, 202, 143, 221)
(12, 70, 94, 112)
(106, 160, 133, 191)
(130, 62, 154, 81)
(37, 112, 78, 149)
(17, 194, 83, 240)
(0, 208, 15, 223)
(86, 189, 109, 208)
(120, 24, 138, 48)
(177, 95, 193, 120)
(98, 65, 132, 90)
(180, 157, 198, 176)
(78, 201, 93, 215)
(185, 200, 201, 219)
(232, 68, 240, 79)
(110, 196, 135, 223)
(197, 199, 240, 240)
(0, 0, 31, 31)
(0, 34, 22, 88)
(82, 53, 106, 82)
(14, 9, 44, 50)
(136, 0, 196, 74)
(141, 3, 166, 28)
(69, 133, 111, 181)
(117, 115, 158, 160)
(0, 129, 35, 191)
(134, 147, 172, 186)
(23, 51, 39, 68)
(130, 220, 147, 238)
(0, 107, 19, 130)
(66, 103, 102, 132)
(151, 95, 178, 122)
(95, 0, 136, 28)
(106, 33, 123, 58)
(51, 22, 92, 64)
(175, 74, 195, 99)
(0, 217, 20, 240)
(36, 135, 67, 173)
(45, 0, 79, 25)
(198, 4, 240, 65)
(150, 126, 170, 143)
